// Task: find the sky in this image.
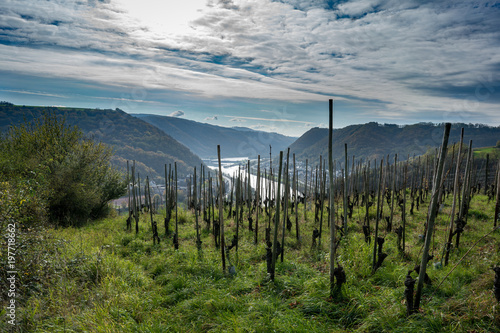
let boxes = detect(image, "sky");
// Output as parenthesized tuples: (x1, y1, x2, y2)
(1, 0, 499, 137)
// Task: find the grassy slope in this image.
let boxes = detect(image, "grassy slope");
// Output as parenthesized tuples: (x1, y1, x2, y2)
(3, 194, 499, 332)
(474, 146, 500, 160)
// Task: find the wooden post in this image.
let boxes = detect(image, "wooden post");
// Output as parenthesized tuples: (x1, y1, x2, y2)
(208, 173, 213, 233)
(174, 162, 179, 250)
(294, 153, 300, 241)
(131, 161, 137, 232)
(319, 156, 325, 247)
(169, 164, 173, 235)
(372, 159, 384, 272)
(364, 165, 370, 230)
(198, 163, 204, 221)
(268, 147, 273, 231)
(444, 128, 464, 266)
(315, 165, 319, 222)
(137, 171, 142, 212)
(402, 160, 408, 253)
(266, 169, 271, 231)
(248, 159, 251, 217)
(217, 145, 226, 271)
(350, 155, 355, 199)
(147, 176, 159, 244)
(414, 123, 451, 312)
(292, 153, 296, 216)
(271, 151, 283, 281)
(235, 169, 239, 246)
(304, 158, 308, 222)
(328, 99, 337, 295)
(343, 143, 348, 234)
(484, 154, 489, 195)
(454, 140, 473, 249)
(281, 148, 290, 262)
(203, 165, 206, 225)
(194, 167, 201, 250)
(167, 163, 168, 234)
(459, 141, 473, 222)
(134, 164, 139, 234)
(209, 174, 215, 239)
(255, 155, 260, 244)
(127, 160, 131, 231)
(132, 162, 136, 218)
(229, 173, 234, 220)
(495, 159, 500, 227)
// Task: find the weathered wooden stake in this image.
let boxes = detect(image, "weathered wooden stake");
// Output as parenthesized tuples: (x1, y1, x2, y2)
(372, 159, 384, 272)
(147, 176, 160, 244)
(294, 153, 300, 241)
(247, 159, 251, 216)
(217, 145, 226, 272)
(414, 123, 451, 312)
(174, 162, 179, 250)
(304, 158, 308, 222)
(364, 166, 370, 231)
(444, 128, 464, 266)
(484, 154, 489, 195)
(402, 160, 408, 253)
(235, 167, 240, 252)
(343, 143, 348, 234)
(495, 160, 500, 228)
(271, 151, 283, 281)
(126, 160, 131, 231)
(281, 148, 290, 262)
(459, 141, 473, 221)
(137, 171, 142, 212)
(319, 156, 325, 247)
(328, 99, 337, 295)
(133, 163, 139, 234)
(255, 155, 260, 244)
(194, 167, 201, 250)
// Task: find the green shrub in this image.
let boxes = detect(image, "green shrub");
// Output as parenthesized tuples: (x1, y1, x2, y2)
(0, 112, 126, 226)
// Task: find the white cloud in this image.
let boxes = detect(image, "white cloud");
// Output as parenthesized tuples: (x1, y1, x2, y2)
(204, 115, 218, 121)
(169, 110, 185, 117)
(337, 0, 381, 17)
(0, 0, 499, 126)
(0, 89, 68, 98)
(250, 124, 278, 132)
(222, 115, 314, 125)
(229, 117, 246, 122)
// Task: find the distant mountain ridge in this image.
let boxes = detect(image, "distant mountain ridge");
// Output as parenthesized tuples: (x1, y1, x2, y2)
(2, 102, 498, 179)
(0, 103, 203, 181)
(290, 122, 500, 167)
(133, 114, 297, 159)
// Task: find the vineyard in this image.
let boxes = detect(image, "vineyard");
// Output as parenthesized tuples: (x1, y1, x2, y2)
(1, 109, 500, 332)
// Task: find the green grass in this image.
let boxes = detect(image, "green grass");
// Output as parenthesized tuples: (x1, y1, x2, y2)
(2, 195, 500, 332)
(474, 146, 500, 160)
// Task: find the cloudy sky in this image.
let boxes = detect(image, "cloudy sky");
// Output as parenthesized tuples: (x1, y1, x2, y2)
(1, 0, 499, 136)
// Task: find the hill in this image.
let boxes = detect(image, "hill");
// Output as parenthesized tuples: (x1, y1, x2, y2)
(290, 122, 500, 166)
(0, 102, 203, 181)
(133, 114, 296, 159)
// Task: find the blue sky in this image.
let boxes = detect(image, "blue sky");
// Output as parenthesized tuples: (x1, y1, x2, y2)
(1, 0, 499, 136)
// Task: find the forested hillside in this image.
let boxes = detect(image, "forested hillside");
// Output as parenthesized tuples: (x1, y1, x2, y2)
(291, 122, 500, 166)
(0, 102, 203, 180)
(134, 114, 296, 158)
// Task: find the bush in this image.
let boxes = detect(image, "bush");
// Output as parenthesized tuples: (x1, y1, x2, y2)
(0, 112, 126, 226)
